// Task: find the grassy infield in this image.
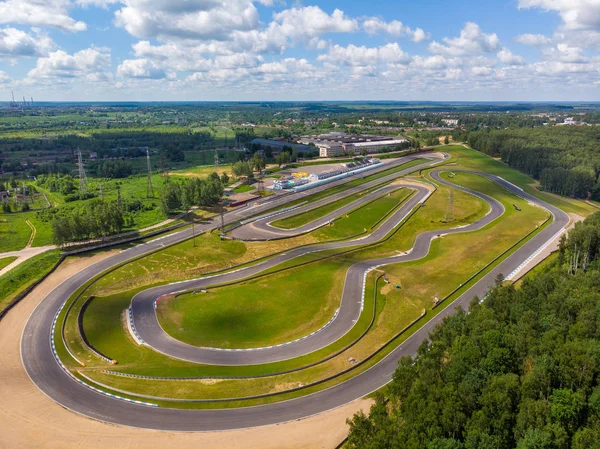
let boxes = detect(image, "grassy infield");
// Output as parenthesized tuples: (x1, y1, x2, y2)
(56, 146, 597, 408)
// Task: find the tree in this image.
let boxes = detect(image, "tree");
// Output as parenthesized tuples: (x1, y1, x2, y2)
(444, 136, 450, 145)
(220, 172, 229, 185)
(159, 181, 182, 215)
(252, 152, 265, 173)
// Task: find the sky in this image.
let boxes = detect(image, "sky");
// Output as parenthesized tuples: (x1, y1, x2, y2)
(0, 0, 599, 101)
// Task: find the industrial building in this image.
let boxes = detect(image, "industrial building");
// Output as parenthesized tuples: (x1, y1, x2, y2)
(250, 138, 317, 155)
(297, 132, 409, 158)
(309, 159, 381, 181)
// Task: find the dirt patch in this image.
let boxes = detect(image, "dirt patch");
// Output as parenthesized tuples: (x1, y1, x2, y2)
(0, 248, 373, 449)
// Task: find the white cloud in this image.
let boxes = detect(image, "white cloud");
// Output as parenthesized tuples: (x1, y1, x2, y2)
(0, 70, 9, 83)
(542, 43, 588, 63)
(317, 43, 410, 67)
(497, 48, 525, 65)
(117, 58, 174, 79)
(0, 0, 86, 32)
(362, 17, 429, 42)
(471, 66, 494, 76)
(114, 0, 261, 41)
(515, 33, 552, 46)
(518, 0, 600, 31)
(429, 22, 501, 56)
(0, 28, 53, 59)
(27, 47, 111, 80)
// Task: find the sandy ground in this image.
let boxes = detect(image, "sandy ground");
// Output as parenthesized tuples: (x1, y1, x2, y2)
(0, 250, 372, 449)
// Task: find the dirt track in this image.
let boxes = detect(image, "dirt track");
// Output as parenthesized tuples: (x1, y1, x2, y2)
(0, 251, 371, 449)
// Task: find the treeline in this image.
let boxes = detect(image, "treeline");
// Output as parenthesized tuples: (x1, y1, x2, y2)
(47, 199, 124, 245)
(36, 173, 76, 195)
(464, 127, 600, 199)
(346, 211, 600, 449)
(92, 160, 133, 178)
(160, 172, 225, 215)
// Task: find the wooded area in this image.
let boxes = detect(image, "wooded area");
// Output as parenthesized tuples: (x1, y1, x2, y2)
(346, 212, 600, 449)
(465, 127, 600, 200)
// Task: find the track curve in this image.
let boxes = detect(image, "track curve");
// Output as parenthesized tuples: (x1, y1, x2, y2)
(20, 162, 570, 431)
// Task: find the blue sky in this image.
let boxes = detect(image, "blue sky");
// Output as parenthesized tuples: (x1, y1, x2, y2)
(0, 0, 598, 101)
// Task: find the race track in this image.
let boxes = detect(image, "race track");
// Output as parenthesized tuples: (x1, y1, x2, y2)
(20, 156, 570, 431)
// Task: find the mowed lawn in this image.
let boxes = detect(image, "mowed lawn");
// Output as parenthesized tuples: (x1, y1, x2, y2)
(314, 188, 412, 240)
(156, 259, 347, 349)
(270, 191, 364, 230)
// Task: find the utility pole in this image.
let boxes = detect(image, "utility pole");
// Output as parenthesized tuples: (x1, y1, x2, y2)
(146, 149, 154, 198)
(445, 186, 454, 222)
(77, 149, 87, 195)
(214, 148, 219, 167)
(99, 183, 104, 199)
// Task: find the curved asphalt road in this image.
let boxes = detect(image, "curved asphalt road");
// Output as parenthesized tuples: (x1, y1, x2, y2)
(20, 161, 569, 431)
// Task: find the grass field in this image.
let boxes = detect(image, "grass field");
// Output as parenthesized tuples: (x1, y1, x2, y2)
(0, 250, 61, 312)
(0, 256, 16, 271)
(270, 190, 369, 230)
(86, 232, 319, 297)
(156, 259, 346, 348)
(313, 188, 412, 241)
(0, 212, 54, 251)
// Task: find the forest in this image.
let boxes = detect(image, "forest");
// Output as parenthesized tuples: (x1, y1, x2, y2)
(346, 212, 600, 449)
(464, 127, 600, 200)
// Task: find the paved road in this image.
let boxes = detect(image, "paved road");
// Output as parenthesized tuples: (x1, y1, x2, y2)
(20, 159, 569, 431)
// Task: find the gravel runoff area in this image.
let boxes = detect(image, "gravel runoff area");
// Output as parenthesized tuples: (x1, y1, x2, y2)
(0, 251, 372, 449)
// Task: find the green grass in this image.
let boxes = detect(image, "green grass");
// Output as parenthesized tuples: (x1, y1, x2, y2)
(313, 188, 412, 240)
(233, 183, 256, 194)
(156, 259, 345, 349)
(0, 212, 54, 251)
(0, 256, 17, 271)
(271, 191, 368, 230)
(0, 250, 61, 312)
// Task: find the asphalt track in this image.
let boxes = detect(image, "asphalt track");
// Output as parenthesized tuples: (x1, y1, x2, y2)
(20, 156, 570, 431)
